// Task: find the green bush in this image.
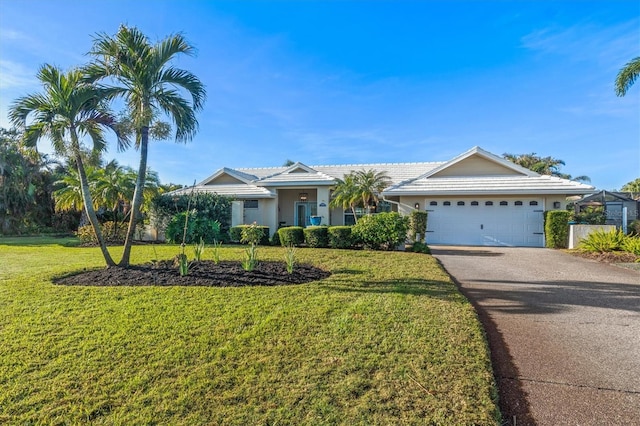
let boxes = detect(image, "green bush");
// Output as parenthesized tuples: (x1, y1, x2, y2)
(277, 226, 304, 247)
(579, 228, 626, 253)
(77, 222, 126, 245)
(304, 226, 329, 248)
(152, 193, 232, 241)
(352, 212, 409, 250)
(328, 226, 353, 249)
(270, 230, 281, 246)
(629, 220, 640, 236)
(409, 211, 428, 242)
(622, 235, 640, 255)
(544, 210, 571, 248)
(229, 225, 270, 245)
(165, 211, 221, 244)
(407, 241, 431, 254)
(574, 206, 606, 225)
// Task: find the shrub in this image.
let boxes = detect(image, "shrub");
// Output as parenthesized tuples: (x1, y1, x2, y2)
(352, 212, 409, 250)
(328, 226, 353, 249)
(229, 225, 270, 245)
(579, 228, 626, 253)
(152, 193, 232, 241)
(409, 211, 428, 242)
(278, 226, 304, 247)
(629, 220, 640, 236)
(77, 222, 127, 245)
(304, 226, 329, 248)
(270, 230, 281, 246)
(544, 210, 571, 248)
(165, 211, 221, 244)
(407, 241, 431, 254)
(622, 235, 640, 255)
(574, 206, 606, 225)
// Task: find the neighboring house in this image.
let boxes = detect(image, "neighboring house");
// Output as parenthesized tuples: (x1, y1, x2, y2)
(575, 190, 640, 229)
(171, 146, 595, 247)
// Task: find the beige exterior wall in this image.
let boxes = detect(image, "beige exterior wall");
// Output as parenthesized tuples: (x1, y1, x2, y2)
(433, 157, 520, 177)
(276, 189, 317, 227)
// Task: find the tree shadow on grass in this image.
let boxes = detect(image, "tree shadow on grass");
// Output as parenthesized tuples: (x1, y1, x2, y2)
(320, 277, 466, 301)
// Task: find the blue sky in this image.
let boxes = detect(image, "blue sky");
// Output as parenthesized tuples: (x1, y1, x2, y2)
(1, 0, 638, 190)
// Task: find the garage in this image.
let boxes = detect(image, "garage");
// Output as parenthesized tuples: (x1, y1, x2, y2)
(425, 198, 545, 247)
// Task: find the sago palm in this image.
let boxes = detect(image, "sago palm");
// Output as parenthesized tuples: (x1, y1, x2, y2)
(9, 64, 127, 266)
(87, 25, 206, 266)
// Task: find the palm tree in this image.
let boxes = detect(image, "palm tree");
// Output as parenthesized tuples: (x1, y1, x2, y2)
(53, 164, 102, 212)
(503, 153, 590, 182)
(615, 57, 640, 97)
(9, 65, 127, 266)
(353, 169, 392, 214)
(330, 173, 361, 223)
(86, 25, 206, 267)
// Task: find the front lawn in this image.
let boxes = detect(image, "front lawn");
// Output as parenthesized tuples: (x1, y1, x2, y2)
(0, 238, 499, 425)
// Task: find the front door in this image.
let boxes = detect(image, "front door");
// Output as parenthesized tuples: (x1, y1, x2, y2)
(295, 202, 317, 227)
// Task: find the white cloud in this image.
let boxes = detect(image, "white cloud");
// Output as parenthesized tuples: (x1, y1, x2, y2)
(0, 60, 37, 89)
(521, 19, 639, 69)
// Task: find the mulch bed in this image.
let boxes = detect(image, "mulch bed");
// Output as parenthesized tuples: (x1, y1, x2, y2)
(567, 250, 639, 263)
(54, 260, 331, 287)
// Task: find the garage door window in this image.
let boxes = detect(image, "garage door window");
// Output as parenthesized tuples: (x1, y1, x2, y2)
(430, 201, 437, 206)
(443, 201, 451, 206)
(500, 201, 508, 206)
(471, 201, 479, 206)
(529, 201, 538, 206)
(485, 201, 493, 206)
(515, 201, 523, 206)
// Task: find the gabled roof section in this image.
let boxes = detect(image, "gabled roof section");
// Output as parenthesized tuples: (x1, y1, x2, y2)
(199, 167, 257, 186)
(421, 146, 539, 179)
(255, 162, 337, 186)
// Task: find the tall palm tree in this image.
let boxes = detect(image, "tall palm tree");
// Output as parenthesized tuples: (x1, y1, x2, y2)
(9, 65, 127, 266)
(353, 169, 392, 214)
(615, 57, 640, 97)
(86, 25, 206, 267)
(330, 173, 361, 223)
(53, 164, 102, 212)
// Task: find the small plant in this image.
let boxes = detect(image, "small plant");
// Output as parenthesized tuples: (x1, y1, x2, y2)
(175, 253, 190, 276)
(193, 237, 205, 261)
(241, 223, 262, 271)
(211, 239, 222, 264)
(284, 243, 297, 274)
(408, 241, 431, 254)
(579, 228, 626, 253)
(242, 244, 258, 272)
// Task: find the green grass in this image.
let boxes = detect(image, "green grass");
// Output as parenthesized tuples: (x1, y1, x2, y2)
(0, 237, 499, 425)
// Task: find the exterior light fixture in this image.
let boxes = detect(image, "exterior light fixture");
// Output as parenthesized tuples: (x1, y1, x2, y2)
(414, 202, 420, 209)
(299, 193, 308, 201)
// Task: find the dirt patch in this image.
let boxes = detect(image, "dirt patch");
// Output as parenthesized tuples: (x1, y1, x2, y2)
(54, 260, 331, 287)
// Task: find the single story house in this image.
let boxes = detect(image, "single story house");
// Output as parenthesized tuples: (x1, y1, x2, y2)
(172, 146, 596, 247)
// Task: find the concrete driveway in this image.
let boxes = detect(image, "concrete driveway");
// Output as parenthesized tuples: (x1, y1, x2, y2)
(430, 246, 640, 426)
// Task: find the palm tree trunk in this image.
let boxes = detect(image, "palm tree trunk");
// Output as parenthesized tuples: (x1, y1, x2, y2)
(119, 125, 149, 267)
(350, 204, 358, 224)
(73, 148, 116, 267)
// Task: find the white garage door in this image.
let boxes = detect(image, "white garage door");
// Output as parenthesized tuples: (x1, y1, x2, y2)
(425, 198, 544, 247)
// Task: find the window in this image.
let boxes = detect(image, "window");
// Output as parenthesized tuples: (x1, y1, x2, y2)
(529, 201, 538, 206)
(429, 201, 438, 206)
(485, 201, 493, 206)
(515, 201, 523, 206)
(471, 201, 479, 206)
(500, 201, 508, 206)
(376, 201, 392, 213)
(443, 201, 451, 206)
(244, 199, 258, 209)
(457, 201, 465, 206)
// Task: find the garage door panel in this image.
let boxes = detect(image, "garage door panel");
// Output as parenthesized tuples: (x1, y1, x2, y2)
(426, 198, 544, 247)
